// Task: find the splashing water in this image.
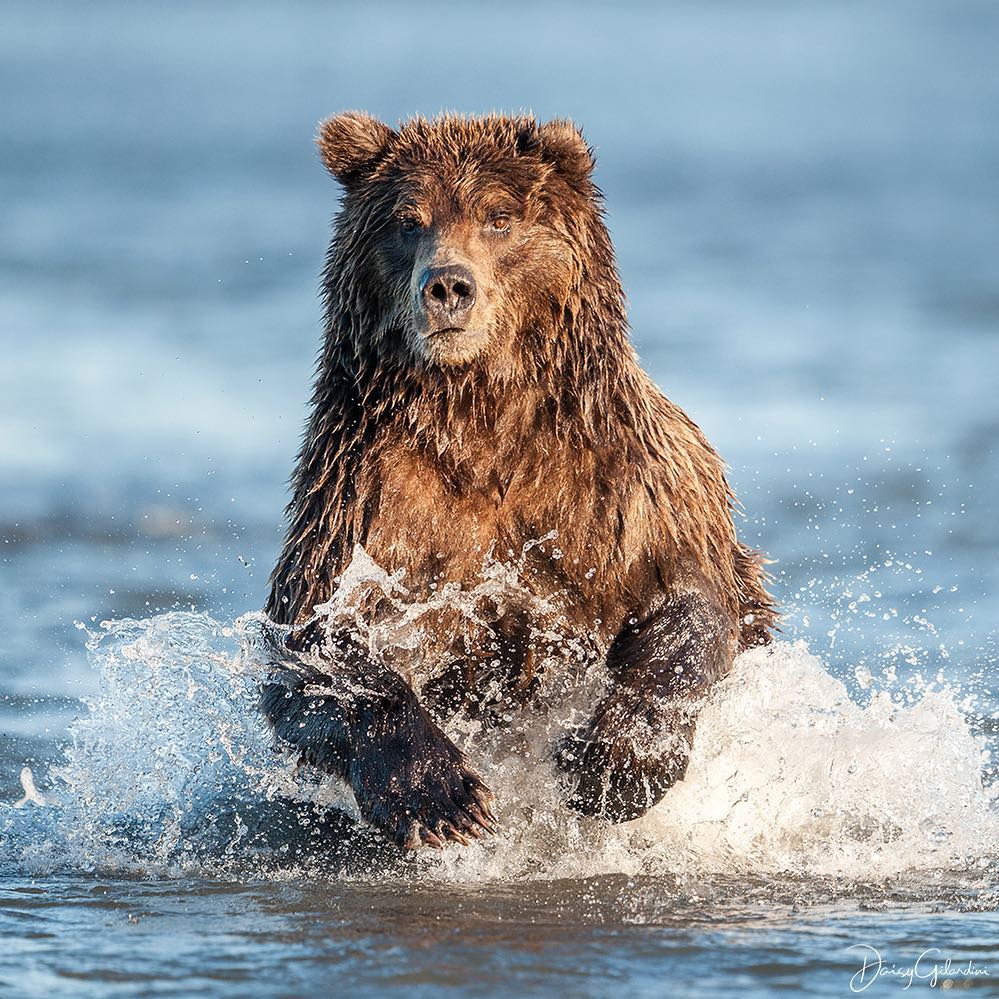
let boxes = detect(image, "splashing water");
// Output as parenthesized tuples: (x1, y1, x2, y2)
(2, 549, 996, 896)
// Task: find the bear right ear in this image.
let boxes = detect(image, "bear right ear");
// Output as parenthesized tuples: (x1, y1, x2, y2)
(535, 119, 595, 184)
(316, 112, 396, 185)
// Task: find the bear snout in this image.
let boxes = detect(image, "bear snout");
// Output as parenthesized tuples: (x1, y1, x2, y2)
(418, 263, 478, 331)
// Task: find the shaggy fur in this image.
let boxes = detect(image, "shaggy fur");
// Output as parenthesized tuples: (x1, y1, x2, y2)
(262, 111, 776, 849)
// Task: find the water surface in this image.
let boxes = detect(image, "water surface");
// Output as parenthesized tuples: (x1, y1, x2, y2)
(2, 1, 998, 995)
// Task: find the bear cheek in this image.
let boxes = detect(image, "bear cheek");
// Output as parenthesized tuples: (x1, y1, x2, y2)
(366, 241, 420, 326)
(505, 241, 574, 320)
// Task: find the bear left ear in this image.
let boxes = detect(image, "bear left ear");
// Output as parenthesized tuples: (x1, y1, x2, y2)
(317, 111, 397, 185)
(536, 119, 595, 183)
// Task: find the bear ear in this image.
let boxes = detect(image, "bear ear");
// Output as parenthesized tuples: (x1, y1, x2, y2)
(536, 119, 594, 183)
(316, 112, 397, 185)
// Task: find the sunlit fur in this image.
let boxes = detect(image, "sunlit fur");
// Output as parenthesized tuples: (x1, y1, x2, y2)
(267, 112, 776, 659)
(263, 112, 778, 833)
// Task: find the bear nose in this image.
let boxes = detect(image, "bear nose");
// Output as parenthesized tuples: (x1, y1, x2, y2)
(419, 264, 477, 325)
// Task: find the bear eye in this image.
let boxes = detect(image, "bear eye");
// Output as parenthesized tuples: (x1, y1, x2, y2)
(488, 214, 511, 234)
(399, 216, 423, 234)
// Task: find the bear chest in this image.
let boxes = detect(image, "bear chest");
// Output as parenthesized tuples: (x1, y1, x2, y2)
(359, 441, 628, 615)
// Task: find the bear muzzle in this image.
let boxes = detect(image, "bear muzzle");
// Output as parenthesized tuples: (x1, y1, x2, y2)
(418, 263, 478, 332)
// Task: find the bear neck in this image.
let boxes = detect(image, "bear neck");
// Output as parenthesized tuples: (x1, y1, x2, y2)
(313, 277, 646, 458)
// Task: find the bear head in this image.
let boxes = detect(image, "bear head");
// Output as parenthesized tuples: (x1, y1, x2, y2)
(316, 112, 614, 374)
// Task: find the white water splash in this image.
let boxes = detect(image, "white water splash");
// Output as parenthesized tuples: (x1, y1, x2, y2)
(425, 642, 999, 885)
(13, 768, 48, 808)
(641, 641, 997, 877)
(3, 560, 996, 888)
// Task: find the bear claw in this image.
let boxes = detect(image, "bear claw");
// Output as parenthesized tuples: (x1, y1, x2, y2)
(397, 798, 495, 850)
(357, 751, 497, 850)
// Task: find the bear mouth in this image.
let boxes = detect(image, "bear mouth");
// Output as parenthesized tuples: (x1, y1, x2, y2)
(420, 326, 487, 365)
(426, 326, 467, 338)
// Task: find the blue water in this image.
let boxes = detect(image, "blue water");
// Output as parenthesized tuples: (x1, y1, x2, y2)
(1, 1, 998, 995)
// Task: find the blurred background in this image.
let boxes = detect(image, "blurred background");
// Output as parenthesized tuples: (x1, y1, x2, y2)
(2, 0, 998, 775)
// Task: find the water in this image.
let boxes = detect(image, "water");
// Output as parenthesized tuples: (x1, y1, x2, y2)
(2, 0, 998, 994)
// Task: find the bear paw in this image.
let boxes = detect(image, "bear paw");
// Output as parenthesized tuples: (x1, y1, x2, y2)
(555, 728, 666, 822)
(349, 710, 498, 849)
(555, 696, 693, 823)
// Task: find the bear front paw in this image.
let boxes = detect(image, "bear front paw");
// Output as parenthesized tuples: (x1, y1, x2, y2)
(555, 697, 693, 823)
(349, 709, 498, 849)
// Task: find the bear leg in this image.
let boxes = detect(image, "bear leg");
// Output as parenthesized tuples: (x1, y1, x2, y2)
(261, 635, 497, 848)
(556, 591, 732, 822)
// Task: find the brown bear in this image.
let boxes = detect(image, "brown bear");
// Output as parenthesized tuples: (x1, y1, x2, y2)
(261, 111, 776, 850)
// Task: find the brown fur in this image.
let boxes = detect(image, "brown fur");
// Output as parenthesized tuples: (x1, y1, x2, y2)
(262, 112, 776, 847)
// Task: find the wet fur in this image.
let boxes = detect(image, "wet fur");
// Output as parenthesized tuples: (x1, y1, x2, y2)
(263, 112, 777, 846)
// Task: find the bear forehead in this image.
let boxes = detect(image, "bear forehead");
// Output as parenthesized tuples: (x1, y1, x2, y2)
(385, 164, 542, 217)
(377, 114, 552, 196)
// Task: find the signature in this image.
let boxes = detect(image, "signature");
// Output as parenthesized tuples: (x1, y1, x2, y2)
(849, 944, 991, 991)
